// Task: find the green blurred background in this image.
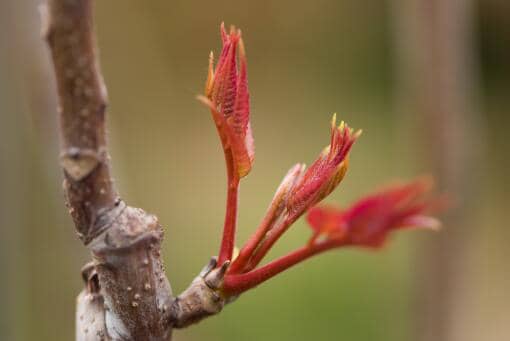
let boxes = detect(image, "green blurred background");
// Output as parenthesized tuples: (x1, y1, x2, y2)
(0, 0, 508, 340)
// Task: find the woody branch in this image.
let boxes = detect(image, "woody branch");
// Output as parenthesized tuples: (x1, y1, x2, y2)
(43, 0, 234, 339)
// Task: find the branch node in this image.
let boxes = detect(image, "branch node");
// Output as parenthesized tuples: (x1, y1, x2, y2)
(169, 258, 232, 328)
(60, 147, 104, 181)
(204, 260, 230, 289)
(77, 261, 110, 341)
(81, 261, 100, 294)
(87, 206, 161, 253)
(83, 199, 126, 245)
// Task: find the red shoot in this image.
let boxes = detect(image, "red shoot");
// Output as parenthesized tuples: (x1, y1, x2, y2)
(307, 177, 441, 248)
(223, 178, 441, 296)
(199, 24, 254, 265)
(198, 24, 442, 298)
(287, 115, 361, 217)
(199, 23, 254, 179)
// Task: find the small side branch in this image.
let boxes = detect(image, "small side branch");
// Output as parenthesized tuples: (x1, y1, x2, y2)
(169, 258, 231, 328)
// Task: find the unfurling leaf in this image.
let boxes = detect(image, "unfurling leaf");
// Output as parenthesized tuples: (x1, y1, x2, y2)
(199, 23, 254, 178)
(306, 177, 441, 248)
(287, 114, 361, 216)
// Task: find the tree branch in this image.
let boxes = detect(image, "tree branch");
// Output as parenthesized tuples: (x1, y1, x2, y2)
(44, 1, 229, 339)
(43, 0, 116, 243)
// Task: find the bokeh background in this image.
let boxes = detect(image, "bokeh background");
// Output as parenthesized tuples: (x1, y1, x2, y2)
(1, 0, 509, 340)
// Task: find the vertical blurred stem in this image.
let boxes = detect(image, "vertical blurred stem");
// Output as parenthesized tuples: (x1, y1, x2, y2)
(0, 7, 27, 338)
(0, 0, 61, 339)
(391, 0, 484, 340)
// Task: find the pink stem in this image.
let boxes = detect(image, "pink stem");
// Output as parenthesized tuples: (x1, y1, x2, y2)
(229, 205, 279, 274)
(218, 150, 240, 266)
(223, 239, 346, 295)
(243, 212, 300, 272)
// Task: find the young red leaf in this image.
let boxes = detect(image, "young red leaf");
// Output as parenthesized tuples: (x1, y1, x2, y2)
(306, 177, 441, 248)
(199, 23, 254, 178)
(287, 114, 361, 216)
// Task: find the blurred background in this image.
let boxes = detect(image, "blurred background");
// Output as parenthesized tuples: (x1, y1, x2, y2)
(0, 0, 508, 340)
